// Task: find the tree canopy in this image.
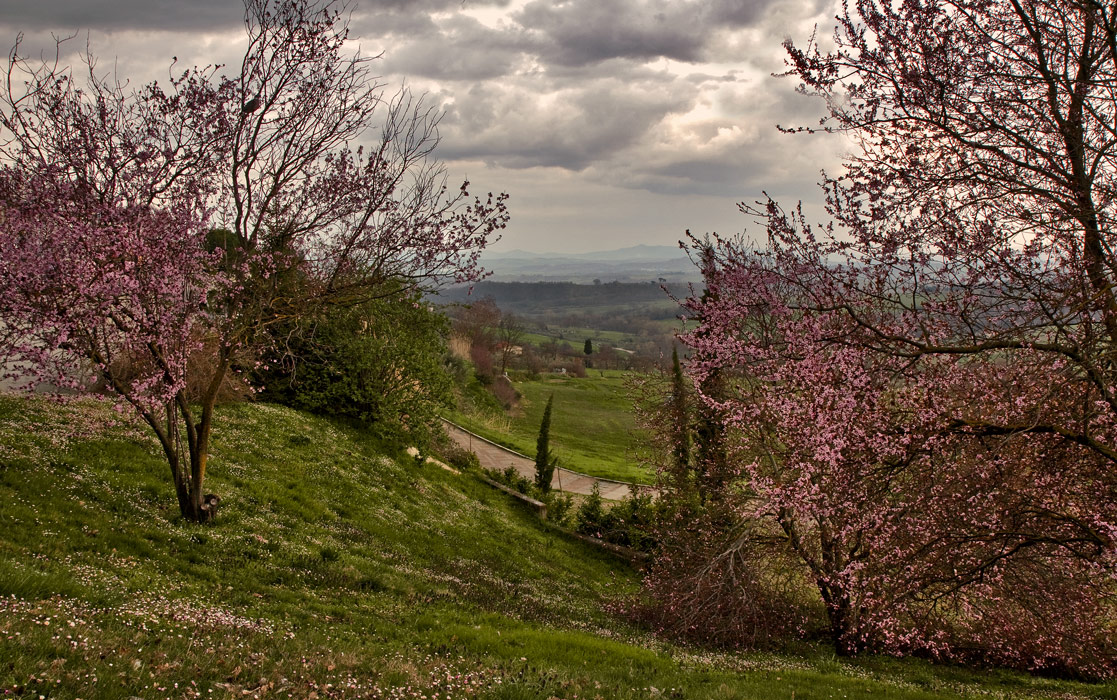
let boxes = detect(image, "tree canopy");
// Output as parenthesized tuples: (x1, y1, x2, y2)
(664, 0, 1117, 676)
(0, 0, 507, 521)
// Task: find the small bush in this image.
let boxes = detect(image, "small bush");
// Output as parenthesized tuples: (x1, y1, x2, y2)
(543, 491, 575, 527)
(575, 484, 658, 553)
(490, 376, 520, 410)
(484, 468, 586, 529)
(575, 483, 606, 534)
(618, 531, 810, 650)
(442, 444, 482, 472)
(471, 344, 494, 378)
(568, 360, 586, 378)
(488, 465, 535, 497)
(444, 353, 471, 384)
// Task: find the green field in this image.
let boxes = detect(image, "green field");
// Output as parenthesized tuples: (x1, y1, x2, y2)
(517, 319, 684, 351)
(519, 328, 637, 349)
(451, 370, 654, 484)
(0, 394, 1113, 699)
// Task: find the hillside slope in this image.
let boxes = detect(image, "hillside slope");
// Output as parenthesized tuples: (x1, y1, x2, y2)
(449, 371, 650, 484)
(0, 395, 1110, 699)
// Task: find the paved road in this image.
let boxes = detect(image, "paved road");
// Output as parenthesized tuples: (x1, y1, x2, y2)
(442, 420, 656, 501)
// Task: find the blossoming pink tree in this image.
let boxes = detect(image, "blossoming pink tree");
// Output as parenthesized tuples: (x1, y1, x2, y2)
(0, 0, 507, 522)
(0, 176, 218, 525)
(683, 240, 1115, 671)
(675, 0, 1117, 675)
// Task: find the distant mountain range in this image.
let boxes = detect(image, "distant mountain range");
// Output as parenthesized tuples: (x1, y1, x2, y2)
(484, 244, 685, 262)
(479, 244, 699, 283)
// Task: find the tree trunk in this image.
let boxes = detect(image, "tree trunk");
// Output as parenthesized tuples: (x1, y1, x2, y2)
(827, 590, 860, 657)
(816, 524, 861, 656)
(171, 455, 194, 520)
(177, 356, 230, 523)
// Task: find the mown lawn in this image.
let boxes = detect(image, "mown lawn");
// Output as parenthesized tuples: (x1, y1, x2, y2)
(449, 371, 653, 484)
(0, 394, 1112, 699)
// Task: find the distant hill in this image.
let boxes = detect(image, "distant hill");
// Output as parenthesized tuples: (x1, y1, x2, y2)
(436, 280, 688, 318)
(478, 244, 699, 283)
(484, 244, 685, 262)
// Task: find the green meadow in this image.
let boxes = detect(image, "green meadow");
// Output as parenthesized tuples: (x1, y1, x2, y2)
(0, 394, 1113, 699)
(449, 370, 653, 484)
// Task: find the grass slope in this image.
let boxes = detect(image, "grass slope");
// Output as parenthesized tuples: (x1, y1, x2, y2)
(0, 394, 1112, 699)
(450, 371, 651, 484)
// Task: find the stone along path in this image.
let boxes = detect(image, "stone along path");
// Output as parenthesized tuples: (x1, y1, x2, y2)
(442, 420, 656, 500)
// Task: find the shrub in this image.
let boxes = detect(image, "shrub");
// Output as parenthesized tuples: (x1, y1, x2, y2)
(440, 444, 481, 472)
(543, 491, 575, 527)
(470, 344, 494, 379)
(489, 465, 535, 496)
(575, 482, 606, 533)
(490, 376, 520, 410)
(608, 487, 658, 552)
(253, 286, 452, 450)
(619, 525, 811, 650)
(575, 484, 658, 553)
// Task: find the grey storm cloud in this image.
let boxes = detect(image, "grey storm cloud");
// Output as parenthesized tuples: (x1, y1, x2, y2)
(0, 1, 242, 31)
(0, 0, 843, 251)
(384, 39, 520, 81)
(373, 14, 533, 81)
(437, 76, 696, 171)
(361, 0, 786, 82)
(350, 10, 439, 38)
(351, 0, 517, 39)
(514, 0, 777, 66)
(0, 0, 511, 35)
(684, 71, 741, 84)
(361, 0, 512, 10)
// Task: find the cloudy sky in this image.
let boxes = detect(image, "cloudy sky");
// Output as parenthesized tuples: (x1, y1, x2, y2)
(0, 0, 844, 254)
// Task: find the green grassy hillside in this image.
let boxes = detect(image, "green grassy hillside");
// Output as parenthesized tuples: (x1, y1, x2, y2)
(450, 371, 652, 484)
(0, 394, 1111, 699)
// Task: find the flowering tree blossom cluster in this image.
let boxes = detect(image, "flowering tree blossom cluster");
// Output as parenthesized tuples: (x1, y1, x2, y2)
(665, 0, 1117, 676)
(0, 0, 507, 522)
(682, 242, 1114, 671)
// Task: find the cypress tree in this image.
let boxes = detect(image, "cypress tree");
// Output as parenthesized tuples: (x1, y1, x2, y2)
(669, 346, 691, 475)
(535, 394, 558, 492)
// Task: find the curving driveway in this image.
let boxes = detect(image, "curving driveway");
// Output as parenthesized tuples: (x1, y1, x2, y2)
(442, 420, 657, 501)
